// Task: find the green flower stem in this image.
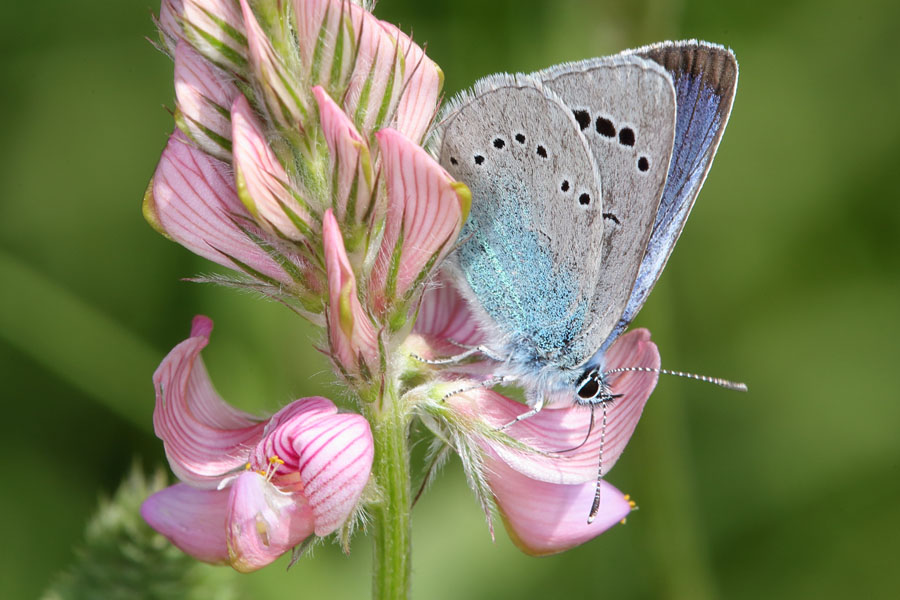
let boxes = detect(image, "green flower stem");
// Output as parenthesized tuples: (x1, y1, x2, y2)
(366, 384, 412, 600)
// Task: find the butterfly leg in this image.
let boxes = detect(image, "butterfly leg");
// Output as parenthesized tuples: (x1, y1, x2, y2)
(498, 394, 546, 430)
(440, 374, 515, 402)
(411, 343, 504, 365)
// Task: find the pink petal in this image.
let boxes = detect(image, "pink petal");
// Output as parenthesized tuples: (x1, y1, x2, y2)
(341, 11, 407, 136)
(295, 0, 435, 138)
(487, 459, 632, 556)
(294, 0, 356, 92)
(313, 86, 374, 225)
(239, 0, 306, 128)
(252, 397, 336, 459)
(182, 0, 247, 70)
(156, 0, 184, 54)
(369, 128, 469, 313)
(377, 22, 443, 144)
(141, 482, 230, 564)
(249, 397, 374, 536)
(447, 329, 659, 485)
(146, 131, 293, 283)
(152, 315, 266, 487)
(231, 95, 312, 240)
(323, 210, 378, 373)
(174, 41, 239, 161)
(293, 411, 374, 535)
(414, 271, 483, 347)
(226, 471, 315, 572)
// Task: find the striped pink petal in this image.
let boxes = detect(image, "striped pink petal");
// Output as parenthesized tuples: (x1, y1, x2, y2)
(252, 397, 338, 466)
(226, 471, 316, 572)
(340, 9, 404, 137)
(152, 316, 266, 488)
(449, 329, 659, 485)
(231, 95, 312, 241)
(377, 22, 443, 144)
(240, 0, 306, 128)
(156, 0, 184, 54)
(294, 0, 357, 94)
(313, 86, 374, 226)
(145, 131, 292, 283)
(488, 459, 632, 556)
(182, 0, 248, 71)
(141, 482, 230, 564)
(295, 0, 436, 139)
(293, 410, 374, 535)
(323, 210, 378, 373)
(369, 128, 470, 313)
(174, 41, 239, 160)
(250, 396, 374, 536)
(414, 270, 483, 347)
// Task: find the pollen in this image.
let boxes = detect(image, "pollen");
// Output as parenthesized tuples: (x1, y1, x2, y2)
(623, 493, 638, 510)
(258, 455, 286, 481)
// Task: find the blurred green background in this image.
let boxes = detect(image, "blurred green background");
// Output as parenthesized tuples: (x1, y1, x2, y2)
(2, 0, 898, 598)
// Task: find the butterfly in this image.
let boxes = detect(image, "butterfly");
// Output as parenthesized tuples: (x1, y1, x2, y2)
(433, 41, 741, 517)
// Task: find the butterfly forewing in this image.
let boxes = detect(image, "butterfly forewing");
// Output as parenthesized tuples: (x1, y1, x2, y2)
(438, 76, 604, 367)
(540, 55, 677, 354)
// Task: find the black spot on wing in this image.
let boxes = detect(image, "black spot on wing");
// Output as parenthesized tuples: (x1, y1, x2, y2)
(573, 109, 591, 130)
(596, 117, 615, 138)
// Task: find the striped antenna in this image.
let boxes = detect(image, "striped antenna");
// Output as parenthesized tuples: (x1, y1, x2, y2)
(603, 366, 748, 392)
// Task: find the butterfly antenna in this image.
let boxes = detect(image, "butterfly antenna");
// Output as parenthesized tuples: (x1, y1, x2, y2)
(602, 366, 748, 392)
(587, 402, 608, 523)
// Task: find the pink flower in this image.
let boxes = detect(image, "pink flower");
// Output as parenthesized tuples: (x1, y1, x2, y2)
(141, 316, 374, 571)
(323, 209, 379, 377)
(413, 278, 659, 556)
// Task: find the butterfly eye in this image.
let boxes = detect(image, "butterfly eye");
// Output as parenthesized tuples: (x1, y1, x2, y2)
(577, 376, 601, 399)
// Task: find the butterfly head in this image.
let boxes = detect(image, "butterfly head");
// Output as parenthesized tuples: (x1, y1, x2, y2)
(574, 367, 620, 407)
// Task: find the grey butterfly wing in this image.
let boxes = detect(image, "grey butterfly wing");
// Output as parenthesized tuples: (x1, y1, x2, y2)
(602, 41, 738, 349)
(436, 75, 605, 368)
(539, 55, 677, 352)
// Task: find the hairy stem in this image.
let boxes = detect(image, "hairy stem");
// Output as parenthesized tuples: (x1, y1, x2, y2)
(366, 384, 412, 600)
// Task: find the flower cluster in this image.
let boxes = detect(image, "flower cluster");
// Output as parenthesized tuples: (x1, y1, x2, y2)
(142, 0, 659, 574)
(142, 317, 373, 571)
